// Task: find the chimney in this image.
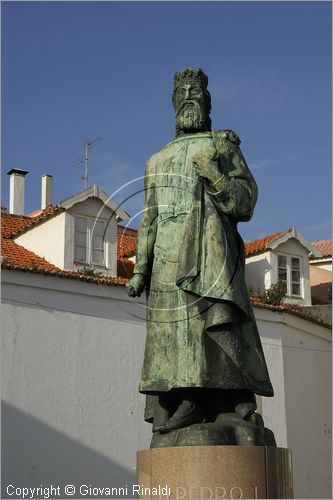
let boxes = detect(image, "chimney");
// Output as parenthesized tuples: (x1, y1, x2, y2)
(7, 168, 29, 215)
(41, 174, 53, 209)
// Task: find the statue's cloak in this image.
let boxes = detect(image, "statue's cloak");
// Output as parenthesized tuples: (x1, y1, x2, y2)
(133, 131, 273, 420)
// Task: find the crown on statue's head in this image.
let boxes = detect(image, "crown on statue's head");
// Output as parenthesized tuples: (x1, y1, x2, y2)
(174, 67, 209, 90)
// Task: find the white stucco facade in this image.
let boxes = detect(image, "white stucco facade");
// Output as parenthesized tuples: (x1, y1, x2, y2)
(2, 269, 331, 499)
(257, 307, 331, 498)
(2, 269, 149, 498)
(245, 250, 273, 292)
(15, 212, 67, 269)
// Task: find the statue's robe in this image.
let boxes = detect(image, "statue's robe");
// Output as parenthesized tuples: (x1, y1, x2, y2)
(134, 130, 273, 419)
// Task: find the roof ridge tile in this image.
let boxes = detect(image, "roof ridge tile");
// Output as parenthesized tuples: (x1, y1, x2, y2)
(245, 228, 291, 256)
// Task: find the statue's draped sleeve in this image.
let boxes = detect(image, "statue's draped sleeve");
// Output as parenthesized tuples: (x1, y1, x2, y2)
(133, 159, 157, 278)
(176, 130, 258, 316)
(209, 130, 258, 222)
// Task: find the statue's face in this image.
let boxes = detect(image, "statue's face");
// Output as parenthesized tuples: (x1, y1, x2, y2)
(174, 81, 207, 132)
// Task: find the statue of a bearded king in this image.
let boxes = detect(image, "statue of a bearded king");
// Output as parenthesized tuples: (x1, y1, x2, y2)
(127, 67, 275, 448)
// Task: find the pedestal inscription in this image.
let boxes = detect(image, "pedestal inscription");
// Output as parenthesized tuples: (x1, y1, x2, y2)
(137, 446, 293, 499)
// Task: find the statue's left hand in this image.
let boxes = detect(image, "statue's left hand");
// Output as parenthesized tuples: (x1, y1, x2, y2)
(126, 273, 146, 297)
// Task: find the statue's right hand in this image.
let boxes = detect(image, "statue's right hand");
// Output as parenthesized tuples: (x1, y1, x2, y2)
(126, 273, 146, 297)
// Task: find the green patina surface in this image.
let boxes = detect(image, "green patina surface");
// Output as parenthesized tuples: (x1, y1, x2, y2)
(127, 68, 274, 446)
(134, 131, 272, 397)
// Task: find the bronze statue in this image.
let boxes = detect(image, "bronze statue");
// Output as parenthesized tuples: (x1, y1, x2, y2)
(127, 67, 275, 448)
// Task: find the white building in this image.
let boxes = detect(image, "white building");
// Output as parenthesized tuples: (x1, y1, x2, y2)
(245, 228, 322, 306)
(7, 170, 130, 277)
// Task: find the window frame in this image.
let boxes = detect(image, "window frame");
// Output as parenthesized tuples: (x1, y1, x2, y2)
(74, 215, 106, 267)
(277, 253, 303, 298)
(74, 216, 89, 264)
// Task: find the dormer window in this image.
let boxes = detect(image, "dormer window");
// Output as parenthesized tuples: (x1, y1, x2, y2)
(278, 254, 302, 297)
(74, 216, 105, 266)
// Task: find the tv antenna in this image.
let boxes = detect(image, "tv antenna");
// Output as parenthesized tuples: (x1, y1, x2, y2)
(81, 137, 102, 189)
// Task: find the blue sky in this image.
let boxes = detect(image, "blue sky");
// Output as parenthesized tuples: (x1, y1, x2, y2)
(2, 1, 331, 241)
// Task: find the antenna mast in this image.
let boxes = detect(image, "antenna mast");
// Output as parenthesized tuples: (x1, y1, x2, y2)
(81, 137, 101, 189)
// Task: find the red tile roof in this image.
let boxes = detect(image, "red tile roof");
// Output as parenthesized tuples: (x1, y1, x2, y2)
(2, 261, 129, 286)
(1, 213, 31, 238)
(250, 296, 331, 328)
(1, 239, 61, 272)
(245, 229, 290, 256)
(8, 204, 64, 237)
(117, 225, 137, 258)
(310, 240, 332, 259)
(117, 257, 135, 279)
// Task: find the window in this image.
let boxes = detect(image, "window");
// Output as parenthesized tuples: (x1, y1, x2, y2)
(74, 216, 105, 266)
(277, 254, 302, 297)
(74, 217, 88, 263)
(91, 220, 104, 265)
(277, 255, 287, 293)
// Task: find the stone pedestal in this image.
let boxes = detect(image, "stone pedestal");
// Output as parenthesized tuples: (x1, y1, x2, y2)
(136, 446, 293, 499)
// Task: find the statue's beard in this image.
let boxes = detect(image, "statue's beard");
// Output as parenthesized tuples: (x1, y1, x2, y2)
(176, 101, 204, 132)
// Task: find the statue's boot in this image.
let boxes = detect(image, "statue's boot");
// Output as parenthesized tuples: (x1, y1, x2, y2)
(158, 400, 203, 433)
(234, 390, 257, 420)
(234, 401, 257, 420)
(152, 393, 170, 433)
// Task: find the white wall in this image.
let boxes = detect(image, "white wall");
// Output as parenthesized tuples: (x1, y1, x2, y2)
(15, 212, 66, 269)
(2, 270, 150, 498)
(2, 270, 331, 499)
(245, 251, 272, 292)
(257, 307, 332, 499)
